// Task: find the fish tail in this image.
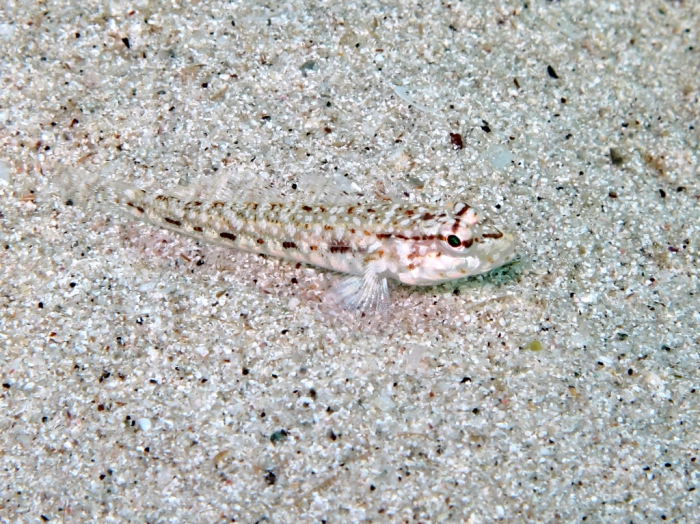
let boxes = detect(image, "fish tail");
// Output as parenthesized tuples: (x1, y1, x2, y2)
(52, 169, 147, 218)
(53, 169, 106, 206)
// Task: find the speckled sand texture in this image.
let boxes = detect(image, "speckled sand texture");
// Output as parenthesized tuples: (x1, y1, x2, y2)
(1, 1, 699, 522)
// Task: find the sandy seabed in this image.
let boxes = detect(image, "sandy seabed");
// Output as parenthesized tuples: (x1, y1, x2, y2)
(1, 1, 698, 522)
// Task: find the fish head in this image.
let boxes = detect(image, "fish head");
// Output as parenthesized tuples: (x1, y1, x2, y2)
(395, 202, 516, 285)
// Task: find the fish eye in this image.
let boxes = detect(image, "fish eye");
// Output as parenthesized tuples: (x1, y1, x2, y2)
(447, 235, 461, 248)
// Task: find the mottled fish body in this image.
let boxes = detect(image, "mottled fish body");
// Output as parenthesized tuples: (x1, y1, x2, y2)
(64, 177, 516, 310)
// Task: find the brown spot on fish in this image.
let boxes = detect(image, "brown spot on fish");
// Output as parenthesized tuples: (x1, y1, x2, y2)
(283, 241, 297, 249)
(367, 208, 375, 213)
(220, 232, 236, 241)
(184, 201, 202, 210)
(422, 213, 436, 220)
(364, 230, 371, 236)
(164, 217, 182, 226)
(350, 229, 356, 234)
(302, 205, 312, 212)
(127, 202, 145, 213)
(462, 238, 473, 248)
(377, 233, 392, 239)
(324, 225, 332, 230)
(156, 195, 169, 202)
(347, 207, 354, 214)
(482, 231, 504, 239)
(193, 226, 203, 232)
(257, 238, 264, 244)
(454, 202, 470, 216)
(404, 209, 414, 216)
(212, 201, 224, 208)
(330, 245, 352, 254)
(310, 245, 318, 251)
(452, 218, 461, 232)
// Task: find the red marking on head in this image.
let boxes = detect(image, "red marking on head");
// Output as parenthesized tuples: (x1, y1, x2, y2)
(454, 203, 470, 216)
(482, 231, 504, 239)
(451, 218, 461, 232)
(462, 238, 473, 248)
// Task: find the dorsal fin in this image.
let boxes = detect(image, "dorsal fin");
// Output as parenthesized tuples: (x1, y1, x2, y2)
(172, 169, 369, 205)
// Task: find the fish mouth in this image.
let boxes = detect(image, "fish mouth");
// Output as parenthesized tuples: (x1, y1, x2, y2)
(486, 231, 517, 268)
(500, 232, 518, 263)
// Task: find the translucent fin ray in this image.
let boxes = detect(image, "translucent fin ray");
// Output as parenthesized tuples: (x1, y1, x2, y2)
(174, 169, 364, 205)
(329, 270, 391, 312)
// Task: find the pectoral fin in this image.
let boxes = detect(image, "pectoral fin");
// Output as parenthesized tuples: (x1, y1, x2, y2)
(329, 270, 390, 312)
